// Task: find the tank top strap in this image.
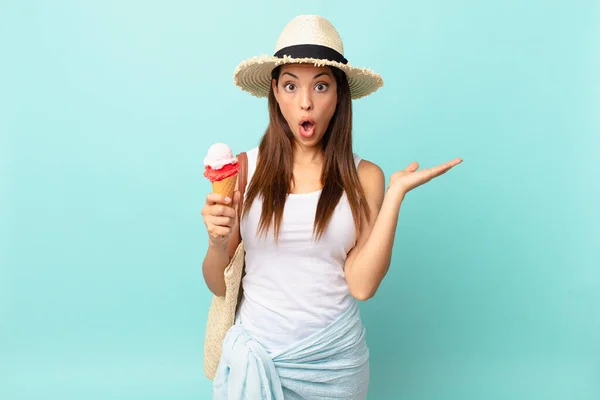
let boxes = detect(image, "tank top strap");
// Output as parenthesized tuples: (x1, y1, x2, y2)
(353, 153, 362, 168)
(245, 147, 259, 192)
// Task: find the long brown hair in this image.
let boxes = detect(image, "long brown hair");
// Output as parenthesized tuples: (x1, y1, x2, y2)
(243, 65, 370, 241)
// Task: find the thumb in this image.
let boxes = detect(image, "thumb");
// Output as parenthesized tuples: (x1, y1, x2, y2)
(405, 161, 419, 172)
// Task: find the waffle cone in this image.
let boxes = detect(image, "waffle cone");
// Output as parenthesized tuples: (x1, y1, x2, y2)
(212, 174, 237, 199)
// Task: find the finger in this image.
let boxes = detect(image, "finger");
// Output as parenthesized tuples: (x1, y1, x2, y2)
(209, 215, 234, 228)
(208, 204, 237, 219)
(209, 226, 231, 237)
(405, 158, 462, 189)
(432, 158, 463, 175)
(206, 193, 232, 206)
(422, 166, 446, 180)
(404, 161, 419, 172)
(412, 167, 441, 182)
(437, 159, 461, 176)
(442, 158, 463, 168)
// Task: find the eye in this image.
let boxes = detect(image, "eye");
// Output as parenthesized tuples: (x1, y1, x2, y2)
(284, 83, 296, 92)
(315, 82, 329, 92)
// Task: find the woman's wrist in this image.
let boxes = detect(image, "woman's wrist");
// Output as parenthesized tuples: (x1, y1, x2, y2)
(208, 238, 229, 254)
(385, 184, 406, 203)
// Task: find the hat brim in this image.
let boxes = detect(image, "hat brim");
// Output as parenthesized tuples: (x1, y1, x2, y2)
(233, 55, 383, 100)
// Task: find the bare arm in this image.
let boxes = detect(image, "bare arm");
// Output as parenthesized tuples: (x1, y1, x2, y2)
(344, 160, 400, 301)
(344, 156, 463, 300)
(201, 176, 242, 297)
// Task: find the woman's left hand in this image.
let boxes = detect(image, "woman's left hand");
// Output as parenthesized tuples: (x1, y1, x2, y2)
(388, 158, 463, 197)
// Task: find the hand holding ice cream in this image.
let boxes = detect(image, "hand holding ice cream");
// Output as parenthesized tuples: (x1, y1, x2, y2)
(201, 143, 241, 247)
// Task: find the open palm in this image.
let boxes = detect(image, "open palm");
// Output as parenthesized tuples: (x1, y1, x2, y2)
(390, 158, 463, 196)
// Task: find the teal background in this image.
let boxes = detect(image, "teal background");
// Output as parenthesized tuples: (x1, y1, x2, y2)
(2, 0, 599, 399)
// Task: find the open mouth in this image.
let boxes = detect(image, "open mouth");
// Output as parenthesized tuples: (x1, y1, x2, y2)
(299, 118, 316, 138)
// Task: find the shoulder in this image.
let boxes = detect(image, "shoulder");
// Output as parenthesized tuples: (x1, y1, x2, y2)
(356, 158, 385, 184)
(356, 158, 385, 207)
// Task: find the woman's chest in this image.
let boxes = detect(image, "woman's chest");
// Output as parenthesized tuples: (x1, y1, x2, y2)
(240, 193, 358, 255)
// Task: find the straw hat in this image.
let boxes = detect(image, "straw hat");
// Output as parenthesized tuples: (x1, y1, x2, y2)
(233, 15, 383, 100)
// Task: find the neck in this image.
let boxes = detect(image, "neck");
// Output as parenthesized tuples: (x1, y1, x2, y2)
(292, 142, 323, 165)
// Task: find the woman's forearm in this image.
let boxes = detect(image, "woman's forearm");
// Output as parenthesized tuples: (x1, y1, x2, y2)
(348, 187, 405, 299)
(202, 241, 230, 296)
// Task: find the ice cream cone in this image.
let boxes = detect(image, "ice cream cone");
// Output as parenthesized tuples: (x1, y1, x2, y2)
(204, 143, 240, 203)
(212, 174, 237, 200)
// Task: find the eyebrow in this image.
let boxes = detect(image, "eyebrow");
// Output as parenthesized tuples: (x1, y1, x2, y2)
(282, 71, 332, 80)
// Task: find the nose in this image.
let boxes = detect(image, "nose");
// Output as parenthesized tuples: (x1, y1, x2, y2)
(300, 89, 313, 111)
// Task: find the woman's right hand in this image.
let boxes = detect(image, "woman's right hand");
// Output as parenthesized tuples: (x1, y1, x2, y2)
(201, 191, 242, 246)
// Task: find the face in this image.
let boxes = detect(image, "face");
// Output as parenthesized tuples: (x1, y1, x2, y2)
(272, 64, 338, 148)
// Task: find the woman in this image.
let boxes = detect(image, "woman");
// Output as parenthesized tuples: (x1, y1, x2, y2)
(201, 15, 462, 399)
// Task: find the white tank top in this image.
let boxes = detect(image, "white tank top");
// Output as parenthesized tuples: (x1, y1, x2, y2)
(236, 147, 361, 356)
